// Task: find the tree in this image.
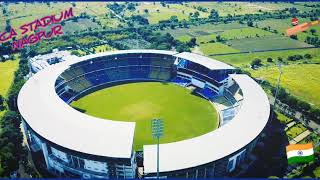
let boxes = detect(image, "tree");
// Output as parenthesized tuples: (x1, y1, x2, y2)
(216, 35, 222, 42)
(297, 100, 311, 112)
(2, 111, 20, 128)
(194, 11, 200, 19)
(127, 3, 136, 11)
(267, 57, 273, 62)
(277, 57, 283, 62)
(309, 108, 320, 121)
(208, 9, 219, 21)
(187, 37, 197, 47)
(71, 50, 81, 56)
(144, 9, 149, 14)
(170, 15, 178, 23)
(247, 21, 254, 27)
(176, 43, 191, 53)
(286, 96, 298, 109)
(290, 35, 298, 40)
(304, 53, 312, 59)
(251, 58, 262, 68)
(0, 95, 4, 111)
(310, 28, 316, 35)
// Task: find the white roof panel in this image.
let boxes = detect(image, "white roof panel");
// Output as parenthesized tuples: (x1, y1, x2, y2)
(143, 74, 269, 173)
(18, 50, 177, 158)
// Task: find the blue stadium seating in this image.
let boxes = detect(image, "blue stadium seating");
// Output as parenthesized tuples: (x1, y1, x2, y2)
(55, 53, 231, 104)
(172, 77, 190, 87)
(197, 87, 218, 100)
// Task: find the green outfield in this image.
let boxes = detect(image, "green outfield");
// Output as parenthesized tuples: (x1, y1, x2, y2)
(71, 82, 219, 150)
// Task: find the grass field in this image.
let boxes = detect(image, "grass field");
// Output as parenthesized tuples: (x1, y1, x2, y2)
(276, 111, 293, 124)
(63, 18, 101, 34)
(0, 58, 19, 123)
(74, 36, 100, 46)
(220, 27, 274, 40)
(249, 64, 320, 108)
(71, 82, 219, 150)
(196, 42, 240, 55)
(163, 22, 246, 39)
(227, 36, 313, 52)
(177, 26, 273, 44)
(0, 2, 122, 32)
(90, 44, 116, 53)
(286, 123, 307, 139)
(256, 18, 320, 43)
(0, 59, 19, 97)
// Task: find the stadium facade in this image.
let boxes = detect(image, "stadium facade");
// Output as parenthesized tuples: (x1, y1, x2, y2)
(18, 50, 270, 178)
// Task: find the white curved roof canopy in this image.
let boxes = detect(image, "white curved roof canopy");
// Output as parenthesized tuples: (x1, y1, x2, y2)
(18, 49, 269, 167)
(143, 74, 270, 173)
(18, 50, 176, 158)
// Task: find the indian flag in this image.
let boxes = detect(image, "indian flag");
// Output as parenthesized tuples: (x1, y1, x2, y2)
(286, 143, 314, 165)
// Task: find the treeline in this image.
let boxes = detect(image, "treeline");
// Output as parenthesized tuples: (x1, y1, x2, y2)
(0, 111, 23, 176)
(0, 49, 30, 177)
(305, 36, 320, 47)
(0, 42, 18, 56)
(250, 53, 313, 68)
(238, 68, 320, 124)
(137, 28, 194, 52)
(261, 80, 320, 124)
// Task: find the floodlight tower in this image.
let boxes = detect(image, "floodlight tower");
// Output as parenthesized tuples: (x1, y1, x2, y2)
(151, 118, 164, 179)
(269, 63, 283, 125)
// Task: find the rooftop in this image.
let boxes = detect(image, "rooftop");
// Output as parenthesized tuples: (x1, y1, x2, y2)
(143, 74, 269, 173)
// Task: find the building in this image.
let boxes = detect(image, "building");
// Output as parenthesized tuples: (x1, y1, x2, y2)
(18, 50, 270, 178)
(28, 50, 74, 74)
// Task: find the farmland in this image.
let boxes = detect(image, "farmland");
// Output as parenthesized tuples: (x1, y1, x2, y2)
(196, 42, 239, 55)
(124, 2, 209, 24)
(248, 64, 320, 108)
(63, 18, 101, 34)
(165, 21, 313, 54)
(220, 27, 274, 40)
(256, 18, 320, 43)
(213, 48, 320, 67)
(227, 36, 313, 52)
(162, 22, 247, 39)
(0, 2, 122, 33)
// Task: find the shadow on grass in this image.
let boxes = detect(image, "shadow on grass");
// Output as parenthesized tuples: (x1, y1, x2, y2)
(71, 106, 87, 113)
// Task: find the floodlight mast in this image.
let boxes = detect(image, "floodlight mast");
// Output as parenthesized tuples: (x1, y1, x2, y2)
(151, 118, 164, 179)
(269, 63, 283, 126)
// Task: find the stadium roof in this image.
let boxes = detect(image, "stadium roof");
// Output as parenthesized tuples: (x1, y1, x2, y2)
(143, 74, 270, 173)
(174, 52, 235, 70)
(18, 50, 266, 163)
(18, 50, 176, 158)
